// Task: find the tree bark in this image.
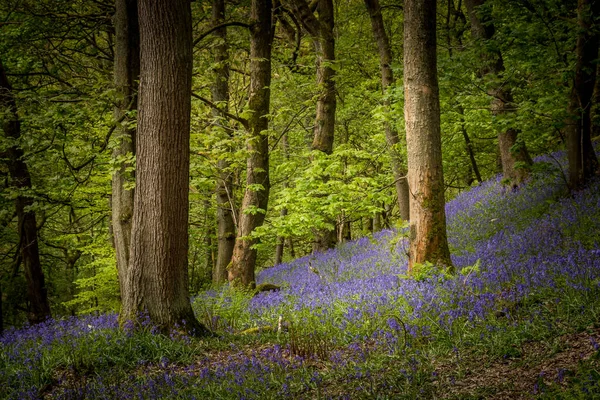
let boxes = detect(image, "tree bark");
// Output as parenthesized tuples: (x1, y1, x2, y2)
(112, 0, 139, 300)
(211, 0, 236, 285)
(404, 0, 453, 274)
(566, 0, 600, 189)
(465, 0, 533, 187)
(0, 60, 51, 324)
(364, 0, 410, 221)
(120, 0, 208, 335)
(228, 0, 273, 288)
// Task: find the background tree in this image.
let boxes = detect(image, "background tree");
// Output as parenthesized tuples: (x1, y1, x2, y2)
(0, 59, 51, 324)
(566, 0, 600, 189)
(211, 0, 236, 285)
(404, 0, 453, 273)
(111, 0, 139, 299)
(364, 0, 410, 221)
(465, 0, 533, 187)
(120, 0, 208, 334)
(228, 0, 274, 288)
(284, 0, 338, 252)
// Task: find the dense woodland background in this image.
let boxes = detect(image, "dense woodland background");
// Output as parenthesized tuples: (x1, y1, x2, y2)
(1, 0, 599, 331)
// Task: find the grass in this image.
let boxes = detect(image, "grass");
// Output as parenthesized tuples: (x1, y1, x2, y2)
(2, 152, 600, 399)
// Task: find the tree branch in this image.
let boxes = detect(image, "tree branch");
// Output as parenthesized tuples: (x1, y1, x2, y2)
(191, 92, 249, 129)
(193, 21, 252, 47)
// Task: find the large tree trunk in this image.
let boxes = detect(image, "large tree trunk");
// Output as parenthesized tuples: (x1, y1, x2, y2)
(228, 0, 273, 288)
(211, 0, 236, 285)
(120, 0, 208, 335)
(404, 0, 453, 274)
(465, 0, 533, 187)
(0, 60, 51, 324)
(364, 0, 410, 221)
(112, 0, 139, 300)
(566, 0, 600, 189)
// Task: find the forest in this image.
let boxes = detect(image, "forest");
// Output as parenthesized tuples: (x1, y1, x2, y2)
(1, 0, 600, 398)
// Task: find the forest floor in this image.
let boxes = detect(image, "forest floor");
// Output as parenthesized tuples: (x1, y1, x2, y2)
(2, 156, 600, 399)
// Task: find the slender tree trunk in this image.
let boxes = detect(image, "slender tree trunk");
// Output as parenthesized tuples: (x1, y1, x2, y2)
(228, 0, 273, 288)
(404, 0, 453, 274)
(311, 0, 336, 156)
(211, 0, 236, 284)
(592, 57, 600, 139)
(112, 0, 139, 299)
(363, 216, 373, 234)
(0, 60, 51, 324)
(373, 212, 381, 232)
(458, 105, 482, 184)
(287, 237, 296, 258)
(120, 0, 208, 335)
(274, 133, 290, 265)
(364, 0, 410, 220)
(566, 0, 600, 189)
(465, 0, 533, 187)
(285, 0, 337, 252)
(274, 208, 287, 265)
(312, 0, 337, 252)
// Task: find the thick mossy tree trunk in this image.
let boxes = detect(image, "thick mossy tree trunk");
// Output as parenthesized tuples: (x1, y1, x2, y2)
(285, 0, 337, 252)
(404, 0, 453, 274)
(228, 0, 273, 288)
(211, 0, 236, 285)
(0, 60, 51, 324)
(465, 0, 533, 187)
(364, 0, 410, 221)
(112, 0, 139, 299)
(120, 0, 208, 335)
(566, 0, 600, 189)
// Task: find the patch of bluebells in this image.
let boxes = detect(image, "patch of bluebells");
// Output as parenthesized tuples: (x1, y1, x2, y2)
(245, 150, 600, 350)
(3, 150, 600, 398)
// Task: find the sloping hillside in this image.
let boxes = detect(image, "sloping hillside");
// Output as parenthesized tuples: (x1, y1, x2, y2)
(2, 153, 600, 399)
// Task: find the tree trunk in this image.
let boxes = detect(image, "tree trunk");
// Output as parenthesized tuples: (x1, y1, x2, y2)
(458, 105, 482, 184)
(120, 0, 208, 335)
(404, 0, 453, 274)
(274, 133, 290, 266)
(592, 57, 600, 139)
(566, 0, 600, 189)
(112, 0, 139, 300)
(465, 0, 533, 187)
(373, 212, 381, 232)
(228, 0, 273, 288)
(285, 0, 337, 252)
(287, 237, 296, 258)
(311, 0, 336, 156)
(364, 0, 410, 221)
(312, 0, 337, 252)
(0, 60, 51, 325)
(274, 208, 287, 265)
(211, 0, 236, 285)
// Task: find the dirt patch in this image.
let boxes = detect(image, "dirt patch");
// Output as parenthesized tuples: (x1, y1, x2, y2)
(434, 327, 600, 399)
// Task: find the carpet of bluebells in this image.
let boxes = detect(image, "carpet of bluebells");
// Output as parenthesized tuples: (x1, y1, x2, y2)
(2, 152, 600, 399)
